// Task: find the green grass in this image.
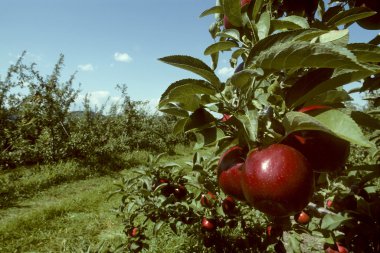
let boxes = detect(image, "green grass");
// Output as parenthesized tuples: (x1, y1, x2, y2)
(0, 146, 196, 253)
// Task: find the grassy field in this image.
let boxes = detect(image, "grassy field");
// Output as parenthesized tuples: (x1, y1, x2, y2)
(0, 147, 195, 253)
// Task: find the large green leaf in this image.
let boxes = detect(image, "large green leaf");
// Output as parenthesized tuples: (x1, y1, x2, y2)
(246, 29, 328, 65)
(347, 43, 380, 63)
(173, 118, 188, 135)
(304, 89, 352, 107)
(159, 79, 216, 107)
(252, 41, 370, 71)
(223, 0, 242, 27)
(326, 6, 377, 27)
(159, 55, 221, 86)
(318, 29, 349, 47)
(283, 110, 372, 147)
(204, 41, 239, 55)
(289, 68, 377, 107)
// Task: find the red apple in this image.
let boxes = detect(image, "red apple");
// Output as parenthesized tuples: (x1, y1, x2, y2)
(221, 114, 232, 122)
(294, 211, 311, 224)
(222, 196, 237, 215)
(325, 242, 349, 253)
(241, 144, 314, 216)
(241, 0, 251, 8)
(352, 0, 380, 30)
(129, 227, 139, 237)
(218, 146, 247, 200)
(173, 185, 187, 200)
(201, 217, 216, 231)
(200, 192, 216, 207)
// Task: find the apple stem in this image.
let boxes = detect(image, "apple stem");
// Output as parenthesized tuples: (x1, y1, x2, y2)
(307, 202, 335, 215)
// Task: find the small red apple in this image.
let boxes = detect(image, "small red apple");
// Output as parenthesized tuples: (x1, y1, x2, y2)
(294, 211, 311, 224)
(157, 179, 175, 197)
(241, 144, 314, 216)
(201, 217, 216, 231)
(218, 146, 247, 200)
(129, 227, 139, 237)
(324, 242, 349, 253)
(221, 114, 232, 122)
(326, 199, 333, 208)
(200, 192, 216, 207)
(173, 185, 187, 200)
(222, 196, 237, 215)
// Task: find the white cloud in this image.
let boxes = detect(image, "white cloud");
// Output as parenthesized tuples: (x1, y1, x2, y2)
(78, 64, 94, 72)
(114, 52, 133, 63)
(217, 66, 234, 79)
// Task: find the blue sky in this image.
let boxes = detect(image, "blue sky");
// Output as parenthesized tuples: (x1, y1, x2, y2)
(0, 0, 378, 110)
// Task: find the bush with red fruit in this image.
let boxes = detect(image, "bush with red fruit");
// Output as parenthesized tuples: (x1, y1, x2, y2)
(116, 0, 380, 252)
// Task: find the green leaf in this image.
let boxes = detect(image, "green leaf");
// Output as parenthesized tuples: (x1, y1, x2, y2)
(288, 68, 376, 107)
(283, 110, 372, 147)
(318, 29, 349, 47)
(216, 29, 241, 42)
(159, 103, 189, 117)
(304, 89, 352, 106)
(153, 220, 165, 236)
(159, 55, 221, 86)
(326, 6, 377, 27)
(321, 213, 351, 230)
(251, 0, 264, 22)
(159, 79, 216, 107)
(257, 11, 270, 40)
(347, 43, 380, 63)
(252, 41, 370, 71)
(184, 108, 215, 132)
(246, 29, 328, 66)
(351, 111, 380, 130)
(271, 16, 309, 30)
(204, 41, 239, 55)
(286, 232, 302, 253)
(230, 69, 264, 89)
(223, 0, 242, 27)
(173, 118, 188, 135)
(199, 5, 223, 18)
(194, 127, 224, 149)
(211, 52, 219, 70)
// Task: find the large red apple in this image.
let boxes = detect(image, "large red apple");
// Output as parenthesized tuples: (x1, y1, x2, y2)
(241, 144, 314, 216)
(282, 105, 350, 172)
(352, 0, 380, 30)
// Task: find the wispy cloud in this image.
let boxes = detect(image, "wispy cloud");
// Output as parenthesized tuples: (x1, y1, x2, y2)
(78, 64, 94, 72)
(114, 52, 133, 63)
(217, 66, 234, 80)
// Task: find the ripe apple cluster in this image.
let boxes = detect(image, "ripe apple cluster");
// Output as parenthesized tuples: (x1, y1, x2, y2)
(217, 106, 350, 217)
(218, 143, 314, 217)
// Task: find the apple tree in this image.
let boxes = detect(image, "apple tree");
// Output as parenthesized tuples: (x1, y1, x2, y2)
(116, 0, 379, 252)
